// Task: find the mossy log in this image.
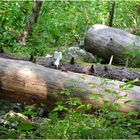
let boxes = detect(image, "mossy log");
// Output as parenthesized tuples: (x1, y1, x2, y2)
(84, 24, 140, 64)
(0, 58, 140, 113)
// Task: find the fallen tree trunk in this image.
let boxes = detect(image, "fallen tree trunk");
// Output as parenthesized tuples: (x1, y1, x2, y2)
(88, 64, 140, 86)
(0, 53, 140, 85)
(84, 24, 140, 64)
(0, 58, 140, 113)
(36, 58, 140, 86)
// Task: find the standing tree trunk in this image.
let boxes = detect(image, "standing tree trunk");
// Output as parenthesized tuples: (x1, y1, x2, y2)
(19, 0, 43, 45)
(82, 2, 90, 30)
(108, 0, 115, 27)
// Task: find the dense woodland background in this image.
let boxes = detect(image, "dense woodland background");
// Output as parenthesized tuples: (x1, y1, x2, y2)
(1, 0, 140, 56)
(0, 0, 140, 139)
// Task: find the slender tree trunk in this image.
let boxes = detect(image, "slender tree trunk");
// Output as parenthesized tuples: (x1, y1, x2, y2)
(19, 0, 43, 45)
(82, 3, 90, 30)
(108, 1, 115, 27)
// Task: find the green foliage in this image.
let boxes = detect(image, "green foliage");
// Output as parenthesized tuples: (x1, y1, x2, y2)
(35, 112, 133, 139)
(0, 1, 140, 139)
(124, 46, 140, 67)
(0, 1, 32, 51)
(34, 79, 139, 139)
(0, 79, 140, 139)
(0, 0, 139, 56)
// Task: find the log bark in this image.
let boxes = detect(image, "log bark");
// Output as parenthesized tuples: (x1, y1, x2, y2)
(84, 24, 140, 64)
(36, 57, 140, 86)
(88, 64, 140, 86)
(0, 53, 140, 86)
(0, 58, 140, 113)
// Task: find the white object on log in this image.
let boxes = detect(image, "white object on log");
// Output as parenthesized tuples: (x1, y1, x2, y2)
(54, 51, 62, 68)
(109, 55, 113, 65)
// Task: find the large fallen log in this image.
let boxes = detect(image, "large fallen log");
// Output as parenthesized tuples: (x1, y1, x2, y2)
(35, 58, 140, 86)
(0, 53, 140, 85)
(0, 58, 140, 113)
(84, 24, 140, 64)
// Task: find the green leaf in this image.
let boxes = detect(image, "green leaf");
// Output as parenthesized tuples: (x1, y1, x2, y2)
(21, 111, 36, 116)
(124, 100, 133, 104)
(119, 83, 134, 90)
(80, 76, 86, 80)
(105, 89, 118, 95)
(7, 131, 17, 138)
(17, 123, 35, 131)
(90, 85, 97, 88)
(9, 116, 22, 122)
(53, 105, 68, 112)
(89, 93, 104, 100)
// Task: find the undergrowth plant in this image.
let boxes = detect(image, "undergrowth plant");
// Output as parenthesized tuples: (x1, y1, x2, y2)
(124, 45, 140, 67)
(32, 78, 140, 139)
(0, 79, 139, 139)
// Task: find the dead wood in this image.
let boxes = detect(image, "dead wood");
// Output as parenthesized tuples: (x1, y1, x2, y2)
(0, 58, 140, 113)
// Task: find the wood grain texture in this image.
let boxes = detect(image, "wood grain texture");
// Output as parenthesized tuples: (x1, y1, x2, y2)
(84, 24, 140, 63)
(0, 58, 140, 112)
